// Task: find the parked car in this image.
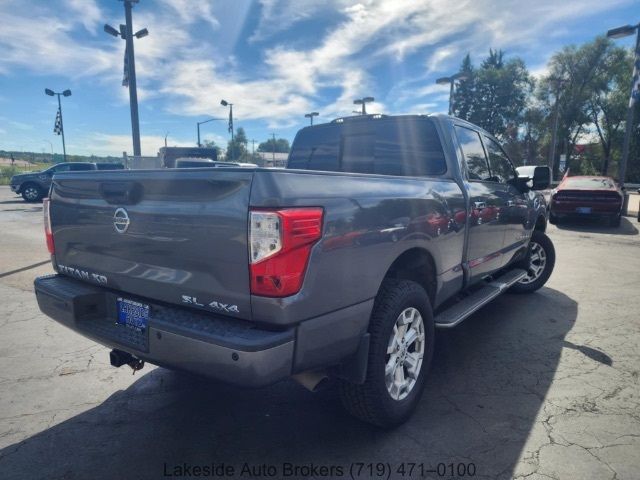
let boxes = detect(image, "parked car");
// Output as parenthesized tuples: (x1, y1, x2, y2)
(34, 114, 554, 427)
(549, 175, 624, 227)
(10, 162, 124, 202)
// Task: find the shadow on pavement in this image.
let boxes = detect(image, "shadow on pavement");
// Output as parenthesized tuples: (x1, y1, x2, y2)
(0, 288, 578, 480)
(555, 216, 638, 235)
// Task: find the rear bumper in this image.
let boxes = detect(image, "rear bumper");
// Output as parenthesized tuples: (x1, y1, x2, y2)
(550, 201, 622, 216)
(34, 275, 371, 387)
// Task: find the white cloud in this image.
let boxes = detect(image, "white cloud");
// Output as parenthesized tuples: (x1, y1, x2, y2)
(69, 133, 194, 157)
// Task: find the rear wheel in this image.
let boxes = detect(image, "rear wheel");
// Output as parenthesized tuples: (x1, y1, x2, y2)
(21, 184, 43, 203)
(510, 230, 555, 294)
(339, 279, 434, 427)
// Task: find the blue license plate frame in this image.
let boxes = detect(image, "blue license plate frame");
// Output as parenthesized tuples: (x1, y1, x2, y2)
(116, 298, 149, 332)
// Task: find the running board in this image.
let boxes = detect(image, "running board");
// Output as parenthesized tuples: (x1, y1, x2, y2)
(434, 269, 527, 329)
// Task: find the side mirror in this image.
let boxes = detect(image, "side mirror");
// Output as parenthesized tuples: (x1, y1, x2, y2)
(516, 166, 550, 190)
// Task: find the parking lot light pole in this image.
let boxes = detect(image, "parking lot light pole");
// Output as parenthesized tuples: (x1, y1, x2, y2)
(607, 22, 640, 185)
(44, 88, 71, 162)
(196, 118, 223, 147)
(304, 112, 319, 125)
(436, 73, 469, 116)
(104, 0, 148, 157)
(353, 97, 374, 115)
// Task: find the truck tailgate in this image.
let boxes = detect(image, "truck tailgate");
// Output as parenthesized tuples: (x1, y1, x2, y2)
(49, 169, 254, 320)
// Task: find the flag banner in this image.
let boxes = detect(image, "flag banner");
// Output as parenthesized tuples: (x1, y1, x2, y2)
(228, 109, 233, 134)
(53, 108, 62, 135)
(630, 55, 640, 108)
(122, 44, 129, 87)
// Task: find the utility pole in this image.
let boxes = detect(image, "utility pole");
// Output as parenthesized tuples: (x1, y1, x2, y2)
(45, 88, 71, 162)
(548, 80, 565, 179)
(124, 0, 140, 156)
(271, 133, 276, 165)
(251, 139, 256, 155)
(104, 1, 148, 157)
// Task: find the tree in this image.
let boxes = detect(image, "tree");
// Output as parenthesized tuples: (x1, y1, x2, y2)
(587, 42, 631, 175)
(538, 37, 614, 177)
(257, 137, 290, 153)
(201, 140, 222, 157)
(226, 127, 248, 161)
(453, 49, 533, 139)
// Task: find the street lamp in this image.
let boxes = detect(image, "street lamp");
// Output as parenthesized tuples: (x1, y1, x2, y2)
(436, 73, 469, 116)
(353, 97, 374, 115)
(304, 112, 319, 125)
(196, 118, 223, 147)
(104, 0, 148, 157)
(44, 88, 71, 162)
(220, 99, 234, 142)
(607, 22, 640, 185)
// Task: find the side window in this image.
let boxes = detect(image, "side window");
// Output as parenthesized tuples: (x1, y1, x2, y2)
(69, 163, 94, 171)
(53, 164, 71, 173)
(483, 136, 515, 183)
(454, 126, 491, 181)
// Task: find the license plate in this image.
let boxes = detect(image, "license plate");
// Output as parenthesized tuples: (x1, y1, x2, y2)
(576, 207, 592, 214)
(116, 298, 149, 332)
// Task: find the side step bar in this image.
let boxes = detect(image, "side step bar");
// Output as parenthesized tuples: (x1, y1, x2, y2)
(434, 269, 527, 329)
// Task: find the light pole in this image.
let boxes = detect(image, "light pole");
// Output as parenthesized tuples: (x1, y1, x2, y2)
(353, 97, 374, 115)
(547, 77, 568, 178)
(304, 112, 319, 125)
(271, 133, 276, 165)
(104, 0, 149, 157)
(196, 118, 223, 147)
(220, 99, 234, 142)
(436, 73, 469, 116)
(44, 88, 71, 162)
(607, 22, 640, 185)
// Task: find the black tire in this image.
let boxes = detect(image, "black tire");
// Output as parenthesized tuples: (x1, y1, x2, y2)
(21, 183, 43, 203)
(339, 279, 435, 428)
(509, 230, 555, 294)
(609, 214, 621, 227)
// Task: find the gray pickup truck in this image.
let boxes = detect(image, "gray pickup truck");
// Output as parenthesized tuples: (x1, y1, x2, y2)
(34, 114, 554, 427)
(10, 162, 124, 202)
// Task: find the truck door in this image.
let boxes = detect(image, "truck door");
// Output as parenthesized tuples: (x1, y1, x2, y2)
(482, 135, 529, 265)
(454, 126, 508, 283)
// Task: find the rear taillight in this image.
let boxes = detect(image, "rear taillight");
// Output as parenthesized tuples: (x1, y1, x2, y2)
(249, 208, 323, 297)
(43, 197, 54, 254)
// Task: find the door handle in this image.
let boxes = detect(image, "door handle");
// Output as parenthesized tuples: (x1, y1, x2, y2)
(474, 201, 487, 209)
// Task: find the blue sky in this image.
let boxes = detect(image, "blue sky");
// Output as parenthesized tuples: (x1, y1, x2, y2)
(0, 0, 638, 157)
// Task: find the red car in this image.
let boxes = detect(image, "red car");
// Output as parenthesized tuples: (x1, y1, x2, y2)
(549, 176, 624, 227)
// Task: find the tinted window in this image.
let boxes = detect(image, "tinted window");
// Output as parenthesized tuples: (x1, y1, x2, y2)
(287, 126, 340, 171)
(288, 118, 446, 176)
(564, 177, 615, 189)
(69, 163, 94, 171)
(454, 126, 490, 181)
(373, 119, 446, 176)
(50, 164, 71, 173)
(483, 136, 515, 183)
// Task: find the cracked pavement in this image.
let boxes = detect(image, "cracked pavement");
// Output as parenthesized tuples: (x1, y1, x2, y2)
(0, 185, 638, 479)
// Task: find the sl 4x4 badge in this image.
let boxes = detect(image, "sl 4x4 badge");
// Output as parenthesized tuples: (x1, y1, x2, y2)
(181, 295, 240, 314)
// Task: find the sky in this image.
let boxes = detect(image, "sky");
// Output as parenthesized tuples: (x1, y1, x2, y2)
(0, 0, 638, 157)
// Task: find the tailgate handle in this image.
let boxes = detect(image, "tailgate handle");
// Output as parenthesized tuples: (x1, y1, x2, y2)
(99, 182, 143, 205)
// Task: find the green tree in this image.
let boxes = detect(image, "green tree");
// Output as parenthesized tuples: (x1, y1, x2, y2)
(225, 127, 248, 161)
(453, 49, 533, 139)
(201, 140, 222, 157)
(257, 138, 290, 153)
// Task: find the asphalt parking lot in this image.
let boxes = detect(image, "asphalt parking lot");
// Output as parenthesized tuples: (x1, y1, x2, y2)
(0, 185, 639, 480)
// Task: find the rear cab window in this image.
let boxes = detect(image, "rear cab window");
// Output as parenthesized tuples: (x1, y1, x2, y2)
(288, 117, 447, 177)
